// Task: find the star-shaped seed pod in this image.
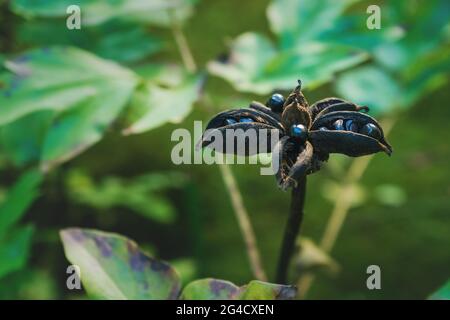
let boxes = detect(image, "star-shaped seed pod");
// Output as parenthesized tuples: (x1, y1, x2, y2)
(199, 80, 392, 190)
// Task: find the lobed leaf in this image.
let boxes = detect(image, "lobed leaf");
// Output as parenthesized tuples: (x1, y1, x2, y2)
(0, 47, 138, 170)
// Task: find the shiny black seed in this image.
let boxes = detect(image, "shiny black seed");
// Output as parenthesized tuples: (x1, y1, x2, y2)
(225, 118, 237, 125)
(267, 93, 285, 113)
(318, 127, 328, 131)
(359, 123, 381, 139)
(239, 117, 253, 123)
(290, 124, 308, 142)
(332, 119, 345, 130)
(345, 119, 359, 132)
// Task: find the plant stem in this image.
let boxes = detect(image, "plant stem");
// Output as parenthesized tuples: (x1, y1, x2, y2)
(168, 10, 197, 73)
(219, 164, 267, 281)
(276, 176, 307, 284)
(298, 117, 396, 297)
(169, 12, 267, 281)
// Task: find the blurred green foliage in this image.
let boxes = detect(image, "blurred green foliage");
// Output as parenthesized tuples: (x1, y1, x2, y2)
(0, 0, 448, 299)
(65, 170, 187, 223)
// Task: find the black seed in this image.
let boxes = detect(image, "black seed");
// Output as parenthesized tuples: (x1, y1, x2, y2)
(290, 124, 308, 143)
(332, 119, 345, 130)
(359, 123, 381, 139)
(319, 127, 328, 131)
(267, 93, 285, 113)
(345, 119, 358, 132)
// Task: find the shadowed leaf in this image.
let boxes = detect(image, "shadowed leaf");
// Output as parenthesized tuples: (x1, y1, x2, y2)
(0, 170, 42, 236)
(60, 228, 181, 300)
(181, 278, 296, 300)
(0, 225, 34, 279)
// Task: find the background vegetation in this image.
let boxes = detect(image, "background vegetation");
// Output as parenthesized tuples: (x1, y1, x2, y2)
(0, 0, 449, 299)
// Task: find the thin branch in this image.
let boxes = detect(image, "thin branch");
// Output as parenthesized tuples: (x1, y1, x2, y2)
(276, 176, 307, 284)
(168, 13, 267, 281)
(298, 117, 396, 298)
(168, 10, 197, 73)
(219, 165, 267, 281)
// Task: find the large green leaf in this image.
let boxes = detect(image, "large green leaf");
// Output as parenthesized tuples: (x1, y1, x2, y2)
(60, 228, 181, 299)
(18, 20, 163, 63)
(207, 0, 366, 94)
(11, 0, 177, 26)
(122, 72, 202, 135)
(0, 170, 42, 236)
(181, 278, 296, 300)
(0, 47, 138, 170)
(429, 279, 450, 300)
(209, 32, 365, 94)
(0, 225, 34, 279)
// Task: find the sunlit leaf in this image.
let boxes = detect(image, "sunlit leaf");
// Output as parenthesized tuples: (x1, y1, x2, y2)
(122, 73, 203, 135)
(18, 20, 163, 63)
(335, 66, 403, 114)
(208, 0, 366, 94)
(11, 0, 178, 26)
(60, 228, 181, 299)
(181, 278, 296, 300)
(267, 0, 356, 48)
(0, 47, 138, 170)
(127, 0, 199, 27)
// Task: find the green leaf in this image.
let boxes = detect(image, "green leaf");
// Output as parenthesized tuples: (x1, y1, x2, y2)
(60, 228, 181, 300)
(18, 20, 163, 63)
(209, 31, 365, 94)
(0, 110, 54, 166)
(239, 280, 297, 300)
(181, 279, 240, 299)
(124, 0, 199, 27)
(181, 278, 296, 300)
(267, 0, 356, 48)
(0, 170, 42, 236)
(0, 225, 34, 279)
(0, 46, 138, 170)
(335, 66, 403, 114)
(429, 279, 450, 300)
(11, 0, 179, 26)
(122, 73, 202, 135)
(208, 4, 366, 95)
